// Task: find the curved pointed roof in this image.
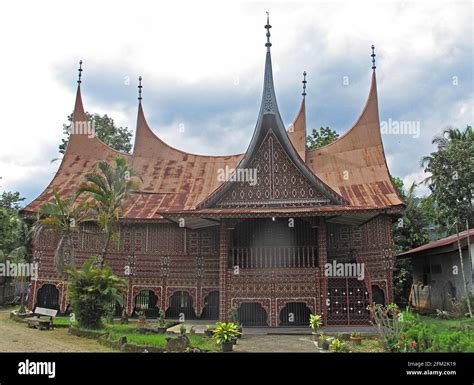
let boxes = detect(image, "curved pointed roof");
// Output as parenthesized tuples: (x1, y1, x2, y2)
(128, 100, 243, 215)
(288, 97, 307, 161)
(23, 84, 132, 214)
(23, 36, 403, 219)
(306, 71, 403, 207)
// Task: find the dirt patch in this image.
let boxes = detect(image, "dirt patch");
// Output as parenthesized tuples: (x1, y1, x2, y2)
(0, 311, 113, 352)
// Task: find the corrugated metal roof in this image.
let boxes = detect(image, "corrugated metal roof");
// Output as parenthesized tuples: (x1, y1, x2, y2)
(23, 68, 403, 218)
(397, 229, 473, 257)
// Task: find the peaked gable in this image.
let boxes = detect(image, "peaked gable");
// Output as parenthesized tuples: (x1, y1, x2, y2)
(215, 129, 332, 208)
(199, 20, 345, 209)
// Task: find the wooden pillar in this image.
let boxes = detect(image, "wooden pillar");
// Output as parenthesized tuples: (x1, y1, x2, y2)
(218, 221, 230, 322)
(317, 217, 328, 324)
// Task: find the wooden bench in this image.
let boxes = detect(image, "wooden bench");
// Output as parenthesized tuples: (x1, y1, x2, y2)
(26, 307, 58, 330)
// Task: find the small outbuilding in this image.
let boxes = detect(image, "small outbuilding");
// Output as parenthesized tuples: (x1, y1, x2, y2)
(397, 229, 473, 311)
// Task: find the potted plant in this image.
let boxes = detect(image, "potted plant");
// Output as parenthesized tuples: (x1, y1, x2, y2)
(179, 324, 187, 335)
(189, 326, 196, 335)
(350, 331, 363, 345)
(319, 333, 330, 350)
(212, 322, 241, 352)
(228, 307, 242, 338)
(309, 314, 322, 341)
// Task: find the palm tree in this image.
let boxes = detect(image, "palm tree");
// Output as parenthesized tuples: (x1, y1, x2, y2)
(77, 157, 140, 266)
(36, 189, 93, 273)
(422, 126, 474, 184)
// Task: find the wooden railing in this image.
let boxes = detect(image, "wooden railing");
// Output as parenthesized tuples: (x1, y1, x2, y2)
(229, 246, 318, 269)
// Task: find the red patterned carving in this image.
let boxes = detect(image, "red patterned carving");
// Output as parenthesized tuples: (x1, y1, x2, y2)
(216, 133, 330, 208)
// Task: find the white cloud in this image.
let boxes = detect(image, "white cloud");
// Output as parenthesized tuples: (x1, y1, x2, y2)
(0, 0, 471, 202)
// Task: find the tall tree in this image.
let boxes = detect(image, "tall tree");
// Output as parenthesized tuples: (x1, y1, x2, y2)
(0, 191, 25, 211)
(0, 208, 22, 255)
(393, 181, 430, 253)
(59, 113, 133, 154)
(77, 157, 140, 266)
(306, 126, 340, 150)
(392, 178, 430, 306)
(421, 125, 473, 317)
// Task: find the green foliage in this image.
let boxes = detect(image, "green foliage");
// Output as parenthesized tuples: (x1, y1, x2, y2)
(309, 313, 322, 332)
(392, 177, 406, 200)
(77, 157, 141, 263)
(306, 126, 340, 150)
(59, 113, 132, 154)
(0, 191, 25, 211)
(421, 125, 474, 227)
(66, 256, 127, 329)
(370, 306, 474, 352)
(368, 303, 407, 352)
(403, 312, 474, 352)
(422, 126, 473, 317)
(318, 332, 328, 343)
(391, 177, 430, 306)
(104, 325, 219, 351)
(330, 337, 350, 352)
(393, 259, 412, 307)
(418, 195, 447, 239)
(0, 208, 23, 255)
(392, 180, 430, 253)
(212, 322, 241, 344)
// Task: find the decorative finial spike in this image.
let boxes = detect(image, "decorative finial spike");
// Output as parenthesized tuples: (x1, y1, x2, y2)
(77, 60, 83, 85)
(302, 71, 307, 97)
(371, 45, 376, 71)
(138, 76, 143, 101)
(265, 11, 272, 49)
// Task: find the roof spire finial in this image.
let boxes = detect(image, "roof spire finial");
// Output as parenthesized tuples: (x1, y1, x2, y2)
(265, 11, 272, 50)
(77, 60, 83, 85)
(302, 71, 307, 97)
(371, 45, 376, 71)
(138, 76, 143, 101)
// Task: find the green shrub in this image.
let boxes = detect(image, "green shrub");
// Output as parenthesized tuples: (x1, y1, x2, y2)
(330, 337, 350, 352)
(67, 256, 126, 329)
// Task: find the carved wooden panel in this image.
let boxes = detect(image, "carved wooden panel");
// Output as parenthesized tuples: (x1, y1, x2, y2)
(216, 132, 330, 208)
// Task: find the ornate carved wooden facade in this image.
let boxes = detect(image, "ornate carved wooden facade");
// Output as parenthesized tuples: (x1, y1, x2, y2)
(23, 16, 403, 326)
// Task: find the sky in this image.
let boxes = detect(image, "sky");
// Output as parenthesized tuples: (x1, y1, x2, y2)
(0, 0, 472, 204)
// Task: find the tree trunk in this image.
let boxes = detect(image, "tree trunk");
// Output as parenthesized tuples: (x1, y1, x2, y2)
(456, 222, 472, 318)
(100, 231, 112, 267)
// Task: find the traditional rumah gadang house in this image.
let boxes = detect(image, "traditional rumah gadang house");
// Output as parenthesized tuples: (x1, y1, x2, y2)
(22, 16, 404, 327)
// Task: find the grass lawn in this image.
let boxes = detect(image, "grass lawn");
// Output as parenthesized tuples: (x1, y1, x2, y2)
(53, 317, 76, 327)
(75, 322, 221, 352)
